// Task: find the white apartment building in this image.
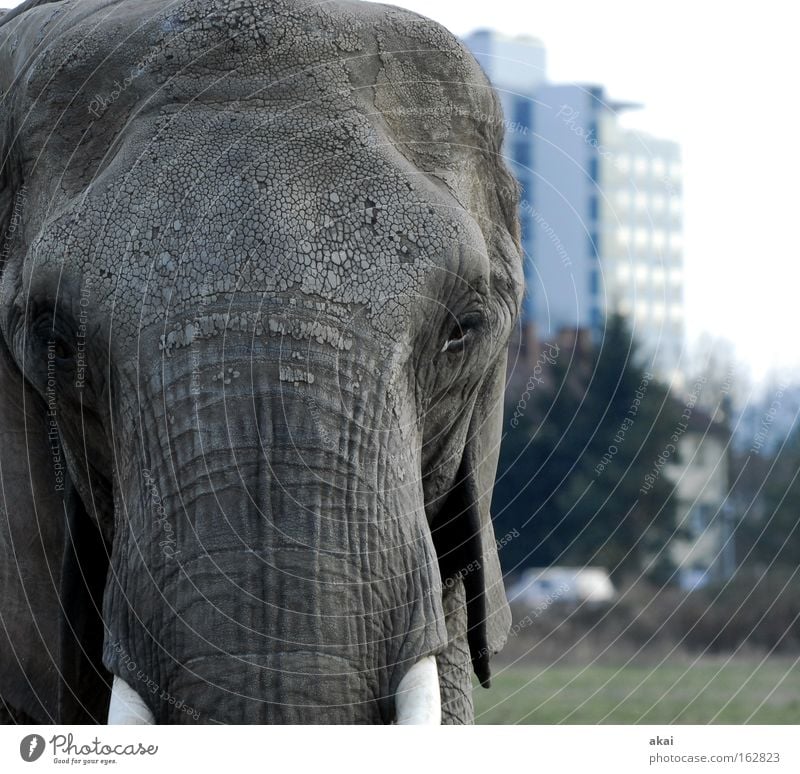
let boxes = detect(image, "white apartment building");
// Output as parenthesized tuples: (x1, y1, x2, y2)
(463, 30, 685, 385)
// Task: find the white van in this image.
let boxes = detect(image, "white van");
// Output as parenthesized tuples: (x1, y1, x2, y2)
(506, 567, 616, 608)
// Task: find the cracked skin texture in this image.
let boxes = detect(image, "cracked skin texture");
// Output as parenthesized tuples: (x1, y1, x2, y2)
(0, 0, 522, 723)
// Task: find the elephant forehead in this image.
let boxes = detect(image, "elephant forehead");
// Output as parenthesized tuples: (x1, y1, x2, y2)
(13, 0, 506, 333)
(17, 0, 486, 116)
(27, 101, 488, 335)
(15, 0, 498, 185)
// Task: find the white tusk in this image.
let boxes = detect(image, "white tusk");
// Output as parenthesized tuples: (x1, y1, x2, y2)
(394, 656, 441, 725)
(107, 676, 156, 725)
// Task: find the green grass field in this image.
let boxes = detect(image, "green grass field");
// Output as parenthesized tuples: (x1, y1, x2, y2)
(473, 659, 800, 724)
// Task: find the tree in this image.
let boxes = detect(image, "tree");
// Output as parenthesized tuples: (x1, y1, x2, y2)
(735, 422, 800, 569)
(492, 314, 680, 580)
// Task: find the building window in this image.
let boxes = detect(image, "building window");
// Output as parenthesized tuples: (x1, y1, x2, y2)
(512, 139, 532, 171)
(520, 217, 529, 244)
(589, 268, 600, 295)
(588, 86, 604, 107)
(588, 195, 599, 221)
(512, 96, 532, 130)
(690, 504, 712, 535)
(588, 231, 600, 258)
(588, 156, 599, 183)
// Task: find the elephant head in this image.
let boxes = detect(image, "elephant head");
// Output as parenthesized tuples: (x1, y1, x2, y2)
(0, 0, 522, 724)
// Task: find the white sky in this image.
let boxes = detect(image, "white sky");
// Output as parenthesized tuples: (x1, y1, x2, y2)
(6, 1, 797, 383)
(383, 0, 799, 385)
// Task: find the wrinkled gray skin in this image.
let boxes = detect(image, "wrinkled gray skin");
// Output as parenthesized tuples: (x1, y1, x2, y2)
(0, 0, 521, 724)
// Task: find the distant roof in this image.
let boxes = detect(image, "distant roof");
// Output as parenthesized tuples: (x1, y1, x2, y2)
(680, 404, 731, 439)
(569, 83, 644, 114)
(465, 28, 546, 48)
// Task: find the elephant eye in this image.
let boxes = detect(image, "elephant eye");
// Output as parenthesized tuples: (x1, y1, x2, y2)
(51, 336, 73, 362)
(440, 312, 483, 354)
(29, 311, 75, 365)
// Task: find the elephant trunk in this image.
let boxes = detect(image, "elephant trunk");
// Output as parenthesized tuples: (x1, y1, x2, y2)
(103, 335, 448, 723)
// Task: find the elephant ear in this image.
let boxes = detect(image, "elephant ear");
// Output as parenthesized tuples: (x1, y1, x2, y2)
(0, 340, 64, 722)
(0, 4, 110, 724)
(432, 354, 512, 687)
(0, 339, 110, 723)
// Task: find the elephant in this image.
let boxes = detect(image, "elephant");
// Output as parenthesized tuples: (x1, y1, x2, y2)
(0, 0, 522, 724)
